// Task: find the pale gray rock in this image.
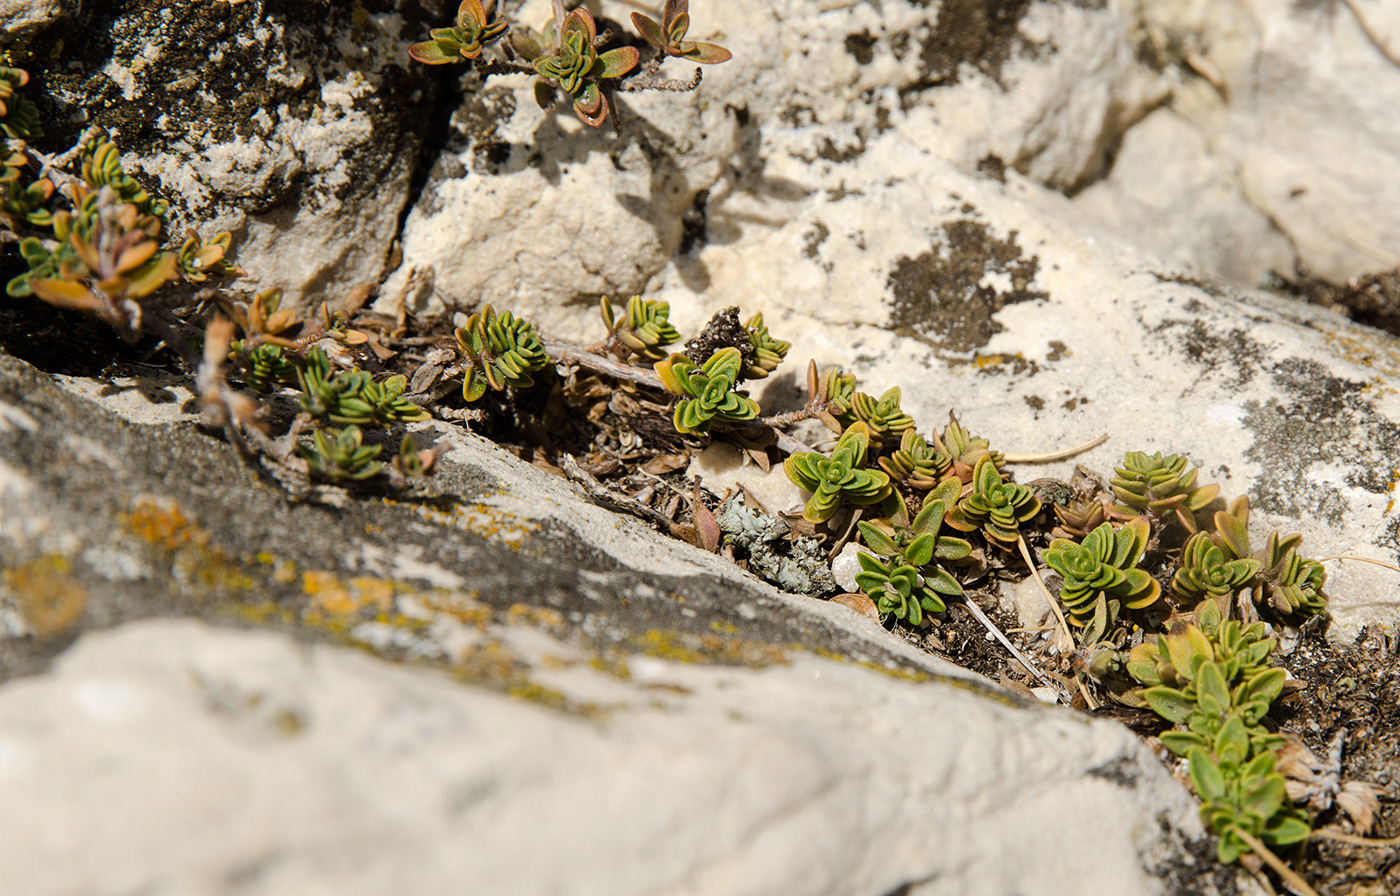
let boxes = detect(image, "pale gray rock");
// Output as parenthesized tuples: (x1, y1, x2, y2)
(0, 618, 1235, 896)
(0, 0, 73, 35)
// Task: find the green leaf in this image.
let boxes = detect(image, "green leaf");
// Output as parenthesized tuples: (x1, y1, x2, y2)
(681, 41, 732, 64)
(596, 46, 640, 78)
(857, 522, 899, 557)
(1144, 686, 1195, 724)
(1188, 747, 1226, 801)
(630, 12, 666, 47)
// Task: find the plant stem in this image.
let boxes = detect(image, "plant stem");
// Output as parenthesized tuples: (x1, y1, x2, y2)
(1014, 533, 1097, 708)
(1002, 433, 1109, 464)
(959, 594, 1070, 701)
(1228, 827, 1320, 896)
(1310, 828, 1400, 847)
(1318, 554, 1400, 574)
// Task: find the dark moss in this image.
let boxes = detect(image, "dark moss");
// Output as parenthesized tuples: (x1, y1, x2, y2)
(802, 220, 830, 259)
(886, 219, 1047, 355)
(914, 0, 1037, 89)
(844, 30, 878, 65)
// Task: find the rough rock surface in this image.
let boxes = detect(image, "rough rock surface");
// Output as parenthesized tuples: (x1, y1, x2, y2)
(0, 353, 1242, 896)
(12, 0, 440, 309)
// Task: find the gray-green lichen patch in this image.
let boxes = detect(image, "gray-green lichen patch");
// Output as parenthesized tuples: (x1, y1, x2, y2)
(886, 219, 1047, 355)
(1240, 358, 1400, 527)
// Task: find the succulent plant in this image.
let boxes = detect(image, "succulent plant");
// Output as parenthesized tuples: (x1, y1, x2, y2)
(1042, 518, 1161, 631)
(630, 0, 732, 64)
(178, 229, 243, 283)
(600, 295, 681, 360)
(237, 343, 299, 392)
(879, 428, 953, 491)
(393, 434, 439, 479)
(532, 8, 640, 126)
(456, 303, 551, 402)
(79, 136, 169, 229)
(654, 346, 760, 434)
(783, 421, 893, 523)
(945, 456, 1041, 546)
(1, 171, 53, 227)
(742, 312, 789, 379)
(408, 0, 509, 64)
(1188, 721, 1311, 865)
(1255, 530, 1327, 620)
(23, 190, 178, 339)
(1173, 531, 1262, 604)
(0, 67, 41, 138)
(805, 362, 858, 432)
(931, 413, 1004, 482)
(229, 287, 299, 343)
(852, 552, 954, 626)
(853, 477, 972, 624)
(847, 386, 916, 441)
(1111, 450, 1220, 533)
(297, 347, 429, 426)
(299, 425, 383, 481)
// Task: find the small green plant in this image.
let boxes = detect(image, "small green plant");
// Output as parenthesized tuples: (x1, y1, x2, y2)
(177, 229, 243, 283)
(531, 8, 640, 127)
(298, 424, 383, 481)
(654, 346, 759, 434)
(742, 312, 789, 379)
(847, 386, 916, 441)
(931, 413, 1003, 481)
(297, 347, 429, 426)
(239, 343, 299, 392)
(1173, 530, 1262, 604)
(1256, 530, 1328, 620)
(0, 66, 41, 138)
(945, 456, 1041, 546)
(79, 136, 169, 227)
(1111, 450, 1219, 534)
(1042, 518, 1160, 632)
(783, 421, 892, 523)
(630, 0, 733, 64)
(408, 0, 509, 64)
(854, 478, 972, 625)
(1188, 719, 1311, 864)
(456, 303, 551, 402)
(600, 295, 681, 360)
(879, 428, 953, 491)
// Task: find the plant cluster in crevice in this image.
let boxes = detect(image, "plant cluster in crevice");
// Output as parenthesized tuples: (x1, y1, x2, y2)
(2, 37, 1395, 896)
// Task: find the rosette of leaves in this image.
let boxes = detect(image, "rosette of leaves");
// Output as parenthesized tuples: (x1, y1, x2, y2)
(1173, 530, 1262, 604)
(297, 348, 428, 426)
(298, 425, 383, 481)
(945, 456, 1041, 546)
(1127, 601, 1284, 758)
(847, 386, 916, 441)
(0, 67, 41, 138)
(854, 478, 972, 625)
(230, 287, 299, 343)
(879, 429, 953, 491)
(532, 8, 640, 127)
(1188, 719, 1311, 865)
(1042, 518, 1161, 632)
(178, 229, 243, 283)
(239, 343, 299, 392)
(931, 413, 1003, 481)
(1255, 530, 1327, 620)
(408, 0, 509, 64)
(783, 421, 893, 523)
(631, 0, 732, 64)
(455, 303, 551, 402)
(79, 137, 169, 229)
(23, 191, 178, 339)
(2, 170, 53, 227)
(600, 295, 680, 360)
(654, 346, 759, 434)
(743, 313, 789, 379)
(1111, 450, 1220, 533)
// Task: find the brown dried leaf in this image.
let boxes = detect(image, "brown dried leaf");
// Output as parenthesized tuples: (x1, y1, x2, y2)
(641, 452, 689, 476)
(830, 592, 881, 624)
(692, 497, 722, 553)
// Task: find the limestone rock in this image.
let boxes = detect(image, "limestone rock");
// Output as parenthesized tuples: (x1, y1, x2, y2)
(0, 618, 1233, 896)
(14, 0, 438, 310)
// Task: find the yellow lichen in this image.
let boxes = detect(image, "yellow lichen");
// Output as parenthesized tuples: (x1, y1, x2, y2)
(3, 555, 87, 638)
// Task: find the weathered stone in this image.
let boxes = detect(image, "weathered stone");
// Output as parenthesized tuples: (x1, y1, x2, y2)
(14, 0, 438, 310)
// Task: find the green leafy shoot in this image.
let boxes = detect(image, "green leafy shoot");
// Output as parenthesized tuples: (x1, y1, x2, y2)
(298, 424, 384, 481)
(1042, 518, 1160, 636)
(631, 0, 732, 64)
(945, 456, 1041, 545)
(456, 303, 551, 402)
(532, 8, 640, 126)
(783, 421, 893, 523)
(408, 0, 509, 64)
(743, 312, 789, 379)
(601, 295, 681, 361)
(654, 346, 759, 434)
